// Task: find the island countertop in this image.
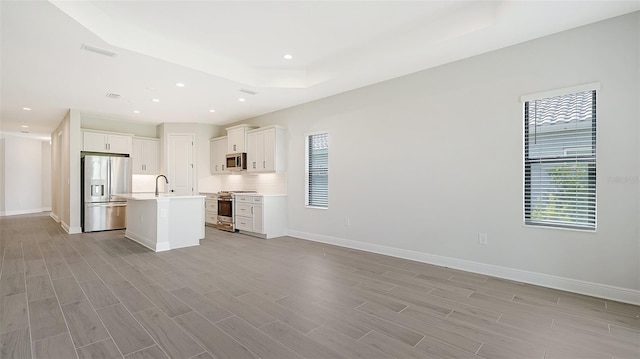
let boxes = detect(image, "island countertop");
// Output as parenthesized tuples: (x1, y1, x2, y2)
(114, 193, 206, 200)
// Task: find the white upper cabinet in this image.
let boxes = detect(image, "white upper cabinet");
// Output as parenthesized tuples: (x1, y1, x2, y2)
(247, 131, 263, 172)
(247, 126, 286, 173)
(226, 124, 256, 153)
(132, 137, 159, 174)
(83, 130, 133, 154)
(210, 136, 228, 174)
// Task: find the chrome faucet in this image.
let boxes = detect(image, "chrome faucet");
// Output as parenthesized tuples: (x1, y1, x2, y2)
(155, 175, 168, 196)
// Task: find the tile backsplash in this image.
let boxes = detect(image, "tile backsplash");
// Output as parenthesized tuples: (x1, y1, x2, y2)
(133, 173, 288, 195)
(131, 174, 158, 193)
(219, 173, 287, 194)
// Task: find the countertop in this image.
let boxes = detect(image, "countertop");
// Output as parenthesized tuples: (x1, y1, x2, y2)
(233, 193, 287, 197)
(115, 193, 206, 200)
(199, 192, 287, 197)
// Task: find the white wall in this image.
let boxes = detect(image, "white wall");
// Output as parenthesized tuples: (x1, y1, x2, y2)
(240, 13, 640, 302)
(0, 136, 5, 214)
(50, 109, 82, 233)
(41, 141, 51, 210)
(81, 114, 158, 138)
(0, 134, 51, 215)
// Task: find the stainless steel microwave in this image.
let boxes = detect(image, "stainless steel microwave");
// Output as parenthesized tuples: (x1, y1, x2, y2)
(226, 152, 247, 171)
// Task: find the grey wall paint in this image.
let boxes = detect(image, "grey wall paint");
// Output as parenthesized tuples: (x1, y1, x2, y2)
(240, 13, 640, 291)
(81, 115, 158, 138)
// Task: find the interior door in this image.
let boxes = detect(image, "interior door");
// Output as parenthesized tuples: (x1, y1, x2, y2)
(167, 134, 194, 194)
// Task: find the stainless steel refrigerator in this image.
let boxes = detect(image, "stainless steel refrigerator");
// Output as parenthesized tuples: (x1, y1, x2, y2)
(82, 154, 132, 232)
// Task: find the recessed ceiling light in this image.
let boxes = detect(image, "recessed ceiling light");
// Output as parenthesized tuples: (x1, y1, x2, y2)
(283, 54, 293, 60)
(209, 109, 216, 113)
(238, 98, 245, 102)
(133, 110, 140, 114)
(152, 98, 160, 102)
(176, 83, 185, 87)
(22, 107, 31, 111)
(21, 125, 29, 128)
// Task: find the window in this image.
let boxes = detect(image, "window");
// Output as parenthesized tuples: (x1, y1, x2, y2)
(305, 132, 329, 208)
(524, 89, 596, 230)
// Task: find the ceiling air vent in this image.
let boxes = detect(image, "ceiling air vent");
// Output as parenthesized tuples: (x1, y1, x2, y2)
(80, 43, 118, 57)
(240, 89, 258, 95)
(106, 93, 121, 99)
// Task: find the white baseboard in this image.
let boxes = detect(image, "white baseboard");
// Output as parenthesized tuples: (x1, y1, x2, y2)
(61, 222, 82, 234)
(0, 208, 44, 217)
(41, 207, 52, 212)
(68, 226, 82, 234)
(50, 212, 60, 222)
(125, 230, 169, 252)
(288, 230, 640, 305)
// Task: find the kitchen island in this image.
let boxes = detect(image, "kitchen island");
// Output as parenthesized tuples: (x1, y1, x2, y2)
(114, 193, 205, 252)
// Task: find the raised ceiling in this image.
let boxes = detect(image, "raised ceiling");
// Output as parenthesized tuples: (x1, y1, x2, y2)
(1, 1, 638, 139)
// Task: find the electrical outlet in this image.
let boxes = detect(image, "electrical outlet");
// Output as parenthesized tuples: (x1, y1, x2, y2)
(345, 217, 351, 226)
(478, 233, 488, 245)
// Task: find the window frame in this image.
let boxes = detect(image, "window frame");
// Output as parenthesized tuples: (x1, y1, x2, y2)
(522, 84, 599, 231)
(304, 131, 329, 209)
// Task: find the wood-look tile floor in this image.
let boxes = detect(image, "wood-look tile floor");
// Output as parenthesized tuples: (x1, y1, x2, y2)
(1, 213, 639, 359)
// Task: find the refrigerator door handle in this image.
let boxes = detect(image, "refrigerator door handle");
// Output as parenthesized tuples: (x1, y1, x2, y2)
(107, 157, 113, 201)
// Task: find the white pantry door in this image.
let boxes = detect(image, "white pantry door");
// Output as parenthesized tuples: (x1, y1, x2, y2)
(167, 134, 194, 194)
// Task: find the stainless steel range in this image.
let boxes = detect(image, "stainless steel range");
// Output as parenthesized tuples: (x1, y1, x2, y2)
(216, 191, 256, 232)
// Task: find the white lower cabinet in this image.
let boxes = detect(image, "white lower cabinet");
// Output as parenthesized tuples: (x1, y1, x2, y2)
(234, 194, 286, 239)
(203, 193, 218, 226)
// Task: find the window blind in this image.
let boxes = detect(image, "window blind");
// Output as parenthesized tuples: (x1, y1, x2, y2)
(306, 132, 329, 208)
(524, 90, 596, 230)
